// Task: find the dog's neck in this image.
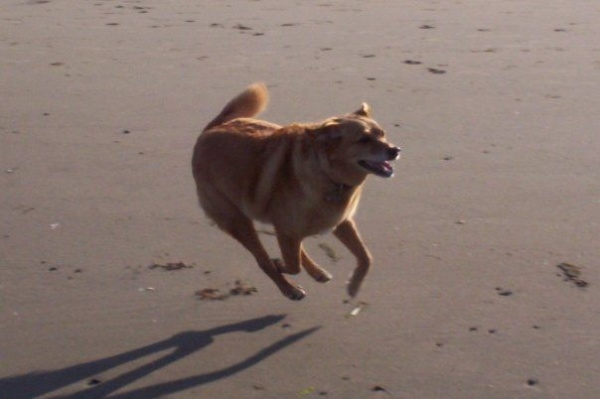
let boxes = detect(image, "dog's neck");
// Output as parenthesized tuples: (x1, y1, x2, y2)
(324, 177, 354, 203)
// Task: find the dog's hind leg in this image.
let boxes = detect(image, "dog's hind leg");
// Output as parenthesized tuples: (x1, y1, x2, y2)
(333, 219, 372, 297)
(301, 249, 332, 283)
(201, 196, 306, 300)
(229, 220, 306, 300)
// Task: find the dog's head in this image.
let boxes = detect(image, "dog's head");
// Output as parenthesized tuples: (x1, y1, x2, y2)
(310, 104, 401, 186)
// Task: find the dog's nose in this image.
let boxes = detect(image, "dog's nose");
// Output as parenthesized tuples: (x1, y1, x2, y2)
(388, 146, 401, 159)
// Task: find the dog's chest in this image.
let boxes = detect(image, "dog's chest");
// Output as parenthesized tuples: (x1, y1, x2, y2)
(298, 189, 362, 235)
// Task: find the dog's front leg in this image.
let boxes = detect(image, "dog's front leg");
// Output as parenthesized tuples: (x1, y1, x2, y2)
(301, 249, 333, 283)
(274, 241, 333, 283)
(275, 232, 303, 275)
(333, 219, 373, 297)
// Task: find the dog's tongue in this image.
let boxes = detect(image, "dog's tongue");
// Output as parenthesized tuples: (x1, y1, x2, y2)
(381, 162, 395, 176)
(362, 160, 394, 177)
(381, 161, 393, 173)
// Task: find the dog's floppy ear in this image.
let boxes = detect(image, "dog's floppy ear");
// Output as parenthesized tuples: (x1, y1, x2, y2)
(307, 118, 342, 153)
(308, 119, 342, 140)
(353, 102, 372, 118)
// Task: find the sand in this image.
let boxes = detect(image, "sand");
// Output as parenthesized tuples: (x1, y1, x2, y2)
(1, 1, 599, 398)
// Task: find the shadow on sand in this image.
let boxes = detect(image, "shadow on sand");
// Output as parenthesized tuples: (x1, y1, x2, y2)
(1, 315, 318, 399)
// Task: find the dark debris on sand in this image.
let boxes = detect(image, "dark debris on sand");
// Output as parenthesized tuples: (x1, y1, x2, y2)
(149, 261, 194, 271)
(556, 262, 589, 288)
(195, 280, 258, 301)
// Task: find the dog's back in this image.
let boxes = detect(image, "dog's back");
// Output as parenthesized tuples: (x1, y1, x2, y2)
(193, 83, 285, 226)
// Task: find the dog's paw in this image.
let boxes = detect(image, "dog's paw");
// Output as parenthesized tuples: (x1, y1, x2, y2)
(283, 284, 306, 301)
(347, 281, 360, 298)
(347, 273, 365, 298)
(308, 268, 333, 283)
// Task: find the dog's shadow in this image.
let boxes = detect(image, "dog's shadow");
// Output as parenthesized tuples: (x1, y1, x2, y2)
(1, 315, 318, 399)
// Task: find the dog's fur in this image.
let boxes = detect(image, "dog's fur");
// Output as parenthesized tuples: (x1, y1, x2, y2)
(192, 83, 400, 300)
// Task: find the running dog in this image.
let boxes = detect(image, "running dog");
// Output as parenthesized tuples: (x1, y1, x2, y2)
(192, 83, 400, 300)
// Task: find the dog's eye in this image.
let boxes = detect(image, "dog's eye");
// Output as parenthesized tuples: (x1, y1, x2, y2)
(357, 136, 371, 144)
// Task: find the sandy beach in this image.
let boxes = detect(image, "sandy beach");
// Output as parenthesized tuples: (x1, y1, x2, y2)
(1, 1, 599, 398)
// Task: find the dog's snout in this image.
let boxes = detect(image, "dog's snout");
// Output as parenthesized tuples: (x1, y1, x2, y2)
(387, 146, 401, 160)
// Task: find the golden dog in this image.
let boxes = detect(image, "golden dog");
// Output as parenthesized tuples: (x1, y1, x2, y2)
(192, 83, 400, 300)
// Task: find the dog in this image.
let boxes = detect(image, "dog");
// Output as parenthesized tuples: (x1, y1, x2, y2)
(192, 83, 400, 300)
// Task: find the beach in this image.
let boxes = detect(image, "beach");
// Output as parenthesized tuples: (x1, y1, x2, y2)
(1, 1, 599, 398)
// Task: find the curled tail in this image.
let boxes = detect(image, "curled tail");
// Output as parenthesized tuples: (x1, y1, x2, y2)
(203, 82, 269, 131)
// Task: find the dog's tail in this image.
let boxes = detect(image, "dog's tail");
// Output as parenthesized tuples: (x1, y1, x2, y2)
(203, 82, 269, 131)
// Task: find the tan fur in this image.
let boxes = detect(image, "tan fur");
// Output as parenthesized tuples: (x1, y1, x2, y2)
(192, 83, 400, 300)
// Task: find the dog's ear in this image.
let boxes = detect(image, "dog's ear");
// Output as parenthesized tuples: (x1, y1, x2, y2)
(353, 102, 372, 118)
(308, 119, 342, 140)
(308, 120, 344, 156)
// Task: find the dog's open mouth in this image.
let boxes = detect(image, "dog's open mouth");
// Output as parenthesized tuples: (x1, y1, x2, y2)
(358, 160, 394, 177)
